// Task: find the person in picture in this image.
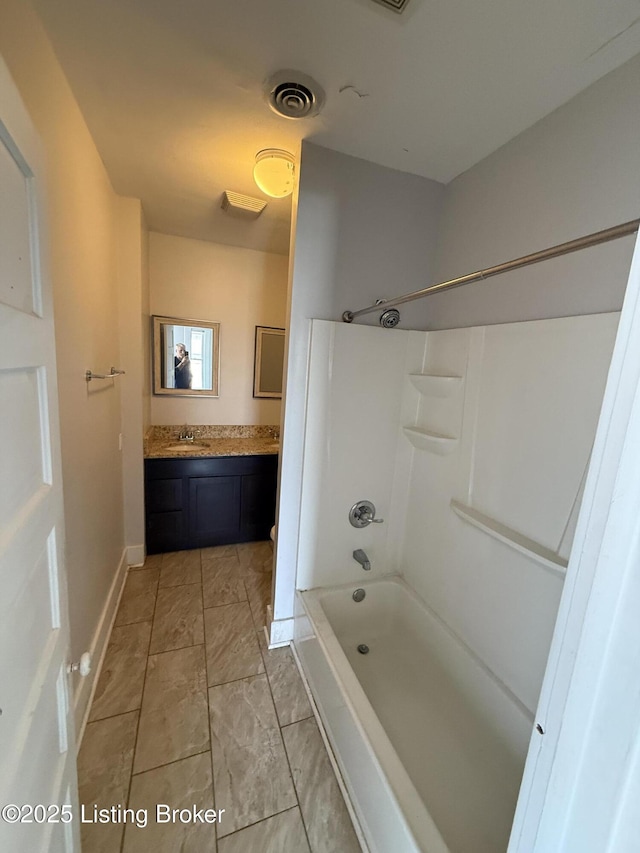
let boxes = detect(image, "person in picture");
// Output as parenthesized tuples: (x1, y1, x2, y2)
(174, 343, 192, 389)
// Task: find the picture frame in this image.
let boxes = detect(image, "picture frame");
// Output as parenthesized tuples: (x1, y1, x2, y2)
(152, 314, 220, 397)
(253, 326, 285, 398)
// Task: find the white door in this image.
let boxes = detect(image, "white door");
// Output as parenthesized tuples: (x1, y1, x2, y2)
(0, 59, 79, 852)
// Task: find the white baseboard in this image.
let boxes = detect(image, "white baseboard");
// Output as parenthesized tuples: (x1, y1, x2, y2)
(126, 543, 145, 567)
(74, 548, 129, 750)
(267, 605, 294, 648)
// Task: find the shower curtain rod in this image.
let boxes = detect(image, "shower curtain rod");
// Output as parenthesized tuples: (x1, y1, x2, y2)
(341, 218, 640, 323)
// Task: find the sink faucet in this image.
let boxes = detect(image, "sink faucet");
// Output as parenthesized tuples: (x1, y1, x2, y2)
(353, 549, 371, 571)
(178, 424, 194, 441)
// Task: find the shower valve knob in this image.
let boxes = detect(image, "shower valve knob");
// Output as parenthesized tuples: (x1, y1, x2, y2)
(349, 500, 384, 528)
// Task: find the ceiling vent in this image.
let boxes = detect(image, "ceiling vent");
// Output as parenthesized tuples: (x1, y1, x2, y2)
(370, 0, 411, 12)
(263, 70, 325, 120)
(221, 191, 267, 217)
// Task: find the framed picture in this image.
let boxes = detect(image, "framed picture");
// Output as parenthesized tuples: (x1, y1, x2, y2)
(152, 315, 220, 397)
(253, 326, 285, 398)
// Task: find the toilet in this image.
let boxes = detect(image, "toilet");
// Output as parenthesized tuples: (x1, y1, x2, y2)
(264, 525, 275, 571)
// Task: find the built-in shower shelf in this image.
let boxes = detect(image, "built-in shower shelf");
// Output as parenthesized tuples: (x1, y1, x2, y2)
(450, 500, 568, 576)
(408, 373, 463, 397)
(402, 426, 458, 454)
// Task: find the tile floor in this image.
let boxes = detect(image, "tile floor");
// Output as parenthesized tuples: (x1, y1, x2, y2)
(78, 542, 361, 853)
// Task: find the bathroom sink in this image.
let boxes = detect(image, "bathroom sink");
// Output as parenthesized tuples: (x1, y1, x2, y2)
(162, 440, 210, 452)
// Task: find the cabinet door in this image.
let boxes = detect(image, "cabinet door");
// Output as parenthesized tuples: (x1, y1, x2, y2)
(241, 471, 278, 540)
(188, 476, 241, 545)
(146, 511, 185, 554)
(147, 477, 183, 513)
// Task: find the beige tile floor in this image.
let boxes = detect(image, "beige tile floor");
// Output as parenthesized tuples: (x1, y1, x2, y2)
(78, 543, 361, 853)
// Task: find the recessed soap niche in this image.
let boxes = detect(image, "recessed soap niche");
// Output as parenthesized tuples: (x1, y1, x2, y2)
(403, 372, 463, 454)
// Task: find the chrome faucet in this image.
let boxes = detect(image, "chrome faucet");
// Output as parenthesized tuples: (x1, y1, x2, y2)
(353, 549, 371, 571)
(178, 424, 194, 441)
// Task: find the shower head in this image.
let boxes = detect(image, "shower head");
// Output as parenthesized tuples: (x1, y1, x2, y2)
(379, 307, 400, 328)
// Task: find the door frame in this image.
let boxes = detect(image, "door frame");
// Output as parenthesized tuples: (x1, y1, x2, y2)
(509, 229, 640, 850)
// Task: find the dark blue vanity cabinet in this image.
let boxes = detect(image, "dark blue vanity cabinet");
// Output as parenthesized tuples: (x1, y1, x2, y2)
(144, 454, 278, 554)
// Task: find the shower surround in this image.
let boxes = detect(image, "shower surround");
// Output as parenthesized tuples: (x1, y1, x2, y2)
(293, 314, 618, 852)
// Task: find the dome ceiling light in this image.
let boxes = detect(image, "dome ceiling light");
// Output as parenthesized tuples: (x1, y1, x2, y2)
(253, 149, 295, 198)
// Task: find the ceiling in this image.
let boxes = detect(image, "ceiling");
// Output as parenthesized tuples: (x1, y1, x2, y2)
(33, 0, 640, 255)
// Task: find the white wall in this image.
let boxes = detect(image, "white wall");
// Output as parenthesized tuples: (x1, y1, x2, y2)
(149, 232, 288, 425)
(274, 143, 444, 631)
(294, 143, 445, 329)
(117, 197, 146, 565)
(428, 53, 640, 330)
(296, 321, 425, 591)
(141, 213, 151, 433)
(0, 0, 133, 728)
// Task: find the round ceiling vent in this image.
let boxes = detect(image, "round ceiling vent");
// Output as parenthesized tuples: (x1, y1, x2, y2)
(263, 70, 325, 120)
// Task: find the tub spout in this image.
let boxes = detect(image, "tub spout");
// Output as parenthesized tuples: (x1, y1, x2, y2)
(353, 549, 371, 571)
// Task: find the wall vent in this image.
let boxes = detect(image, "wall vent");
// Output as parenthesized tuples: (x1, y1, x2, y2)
(371, 0, 411, 12)
(221, 191, 267, 217)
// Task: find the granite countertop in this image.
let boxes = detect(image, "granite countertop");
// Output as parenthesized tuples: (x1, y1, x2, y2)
(144, 425, 280, 459)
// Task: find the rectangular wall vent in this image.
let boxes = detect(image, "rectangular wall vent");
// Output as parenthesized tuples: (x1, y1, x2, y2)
(370, 0, 411, 13)
(221, 191, 267, 217)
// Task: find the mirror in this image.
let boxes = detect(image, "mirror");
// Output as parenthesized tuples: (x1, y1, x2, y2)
(153, 315, 220, 397)
(254, 326, 285, 398)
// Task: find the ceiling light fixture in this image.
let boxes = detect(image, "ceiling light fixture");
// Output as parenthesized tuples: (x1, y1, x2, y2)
(253, 149, 295, 198)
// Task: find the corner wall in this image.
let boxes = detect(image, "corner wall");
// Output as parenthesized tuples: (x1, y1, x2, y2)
(142, 213, 151, 433)
(117, 197, 146, 565)
(273, 144, 444, 633)
(0, 0, 133, 731)
(148, 232, 288, 426)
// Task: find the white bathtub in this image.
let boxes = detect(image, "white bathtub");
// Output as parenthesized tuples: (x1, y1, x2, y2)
(293, 577, 533, 853)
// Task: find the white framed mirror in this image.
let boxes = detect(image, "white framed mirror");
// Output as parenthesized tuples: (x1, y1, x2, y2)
(153, 315, 220, 397)
(253, 326, 285, 398)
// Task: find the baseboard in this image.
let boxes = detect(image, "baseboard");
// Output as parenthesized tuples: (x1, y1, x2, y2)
(126, 543, 145, 567)
(267, 606, 294, 648)
(74, 548, 129, 750)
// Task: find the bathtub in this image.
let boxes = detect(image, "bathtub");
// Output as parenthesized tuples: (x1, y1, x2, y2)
(293, 577, 533, 853)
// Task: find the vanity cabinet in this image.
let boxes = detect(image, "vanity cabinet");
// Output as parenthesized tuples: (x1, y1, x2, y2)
(144, 454, 278, 554)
